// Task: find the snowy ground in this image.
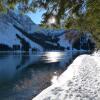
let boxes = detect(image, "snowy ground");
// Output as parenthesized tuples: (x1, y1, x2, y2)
(33, 51, 100, 100)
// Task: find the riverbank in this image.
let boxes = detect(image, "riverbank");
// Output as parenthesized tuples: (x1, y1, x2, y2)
(33, 51, 100, 100)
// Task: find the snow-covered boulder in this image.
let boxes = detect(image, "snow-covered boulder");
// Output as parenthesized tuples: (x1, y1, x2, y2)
(33, 52, 100, 100)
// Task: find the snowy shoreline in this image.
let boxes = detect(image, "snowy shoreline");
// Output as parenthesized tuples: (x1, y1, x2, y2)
(33, 51, 100, 100)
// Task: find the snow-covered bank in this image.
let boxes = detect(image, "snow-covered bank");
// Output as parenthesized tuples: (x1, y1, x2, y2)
(33, 51, 100, 100)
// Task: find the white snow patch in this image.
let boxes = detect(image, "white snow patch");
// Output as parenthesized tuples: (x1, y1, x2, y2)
(33, 52, 100, 100)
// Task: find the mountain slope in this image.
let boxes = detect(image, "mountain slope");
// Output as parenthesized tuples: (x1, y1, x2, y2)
(0, 10, 95, 51)
(0, 10, 44, 51)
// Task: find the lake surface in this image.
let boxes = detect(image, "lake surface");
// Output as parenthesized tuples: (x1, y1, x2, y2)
(0, 51, 74, 100)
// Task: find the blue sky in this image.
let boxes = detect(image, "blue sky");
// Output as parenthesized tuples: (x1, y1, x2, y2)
(26, 9, 46, 24)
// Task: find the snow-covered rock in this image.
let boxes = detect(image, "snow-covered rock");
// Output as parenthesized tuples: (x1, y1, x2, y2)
(33, 52, 100, 100)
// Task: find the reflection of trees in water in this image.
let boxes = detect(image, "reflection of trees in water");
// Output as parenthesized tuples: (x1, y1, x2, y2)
(16, 53, 30, 69)
(14, 68, 50, 94)
(0, 52, 11, 59)
(4, 62, 65, 99)
(0, 53, 66, 99)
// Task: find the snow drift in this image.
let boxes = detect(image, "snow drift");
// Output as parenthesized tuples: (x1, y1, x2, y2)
(33, 51, 100, 100)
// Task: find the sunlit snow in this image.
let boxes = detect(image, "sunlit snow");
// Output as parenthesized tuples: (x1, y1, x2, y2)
(33, 51, 100, 100)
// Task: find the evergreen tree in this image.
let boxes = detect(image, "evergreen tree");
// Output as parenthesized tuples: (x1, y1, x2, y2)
(65, 0, 100, 48)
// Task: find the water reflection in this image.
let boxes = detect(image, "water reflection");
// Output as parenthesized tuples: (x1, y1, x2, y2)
(0, 51, 67, 100)
(42, 51, 64, 63)
(0, 51, 81, 99)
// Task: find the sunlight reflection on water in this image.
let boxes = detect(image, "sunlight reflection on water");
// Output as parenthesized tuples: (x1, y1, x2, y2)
(0, 51, 70, 100)
(42, 51, 64, 63)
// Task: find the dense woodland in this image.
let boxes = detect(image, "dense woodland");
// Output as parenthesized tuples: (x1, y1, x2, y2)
(0, 0, 100, 48)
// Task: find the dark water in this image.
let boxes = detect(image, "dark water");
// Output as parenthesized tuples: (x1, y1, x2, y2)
(0, 51, 73, 100)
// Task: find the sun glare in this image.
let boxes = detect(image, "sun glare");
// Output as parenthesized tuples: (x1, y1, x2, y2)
(43, 51, 64, 63)
(47, 16, 56, 25)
